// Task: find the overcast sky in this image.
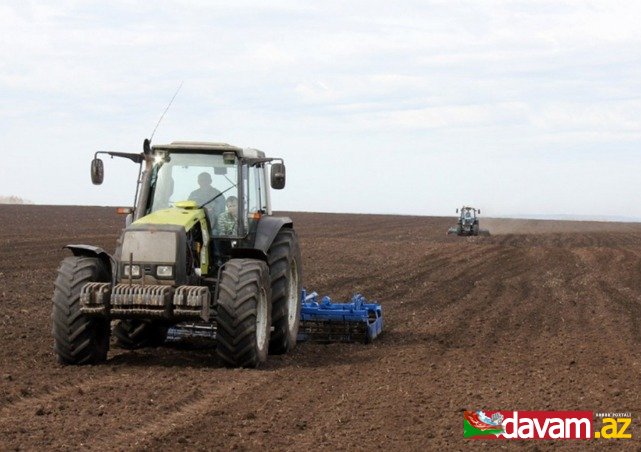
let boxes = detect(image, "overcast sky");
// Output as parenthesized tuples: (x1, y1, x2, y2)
(1, 1, 640, 219)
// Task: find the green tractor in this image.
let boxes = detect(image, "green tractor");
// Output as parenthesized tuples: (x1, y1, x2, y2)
(447, 206, 491, 237)
(52, 140, 302, 368)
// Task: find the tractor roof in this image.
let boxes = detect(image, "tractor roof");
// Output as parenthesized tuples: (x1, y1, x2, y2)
(152, 141, 265, 158)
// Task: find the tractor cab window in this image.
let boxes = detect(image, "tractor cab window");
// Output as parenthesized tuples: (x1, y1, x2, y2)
(246, 165, 264, 214)
(241, 164, 267, 236)
(148, 153, 239, 234)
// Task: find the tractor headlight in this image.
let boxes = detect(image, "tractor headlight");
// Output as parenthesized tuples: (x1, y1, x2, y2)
(156, 265, 173, 278)
(123, 265, 141, 277)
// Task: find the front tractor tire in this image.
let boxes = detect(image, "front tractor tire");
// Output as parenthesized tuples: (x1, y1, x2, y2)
(52, 256, 111, 365)
(113, 320, 168, 349)
(267, 228, 303, 354)
(216, 259, 272, 368)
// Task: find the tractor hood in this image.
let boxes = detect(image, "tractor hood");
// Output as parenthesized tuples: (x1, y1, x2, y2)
(133, 202, 205, 231)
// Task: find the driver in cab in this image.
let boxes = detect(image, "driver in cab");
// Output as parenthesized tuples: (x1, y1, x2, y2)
(189, 172, 225, 227)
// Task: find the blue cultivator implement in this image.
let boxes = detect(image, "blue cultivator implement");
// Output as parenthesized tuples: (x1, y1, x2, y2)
(168, 289, 383, 344)
(297, 289, 383, 343)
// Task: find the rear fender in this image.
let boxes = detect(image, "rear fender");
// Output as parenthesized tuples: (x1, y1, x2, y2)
(252, 216, 293, 254)
(224, 217, 292, 263)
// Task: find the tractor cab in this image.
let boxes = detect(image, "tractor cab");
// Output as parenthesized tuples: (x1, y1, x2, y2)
(90, 141, 287, 279)
(459, 207, 477, 225)
(145, 143, 272, 239)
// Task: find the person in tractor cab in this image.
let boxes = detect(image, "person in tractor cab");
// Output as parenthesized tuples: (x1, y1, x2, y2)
(217, 196, 238, 236)
(189, 171, 225, 227)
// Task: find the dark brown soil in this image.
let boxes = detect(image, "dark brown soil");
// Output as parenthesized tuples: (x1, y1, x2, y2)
(1, 205, 640, 450)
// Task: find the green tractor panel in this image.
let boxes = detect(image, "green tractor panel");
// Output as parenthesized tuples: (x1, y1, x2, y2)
(52, 141, 302, 368)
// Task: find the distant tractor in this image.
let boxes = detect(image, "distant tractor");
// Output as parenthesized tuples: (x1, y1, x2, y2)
(447, 206, 490, 236)
(52, 140, 302, 368)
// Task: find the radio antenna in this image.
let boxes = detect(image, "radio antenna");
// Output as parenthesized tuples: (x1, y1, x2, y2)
(150, 81, 183, 142)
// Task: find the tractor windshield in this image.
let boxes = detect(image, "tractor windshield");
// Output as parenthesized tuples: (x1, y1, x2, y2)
(148, 152, 239, 235)
(461, 209, 475, 219)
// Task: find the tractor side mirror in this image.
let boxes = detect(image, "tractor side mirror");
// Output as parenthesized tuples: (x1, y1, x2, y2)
(91, 158, 104, 185)
(456, 208, 459, 213)
(478, 209, 481, 215)
(271, 163, 286, 189)
(143, 138, 152, 156)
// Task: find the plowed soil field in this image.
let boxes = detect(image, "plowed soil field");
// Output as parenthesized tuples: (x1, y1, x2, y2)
(1, 205, 641, 450)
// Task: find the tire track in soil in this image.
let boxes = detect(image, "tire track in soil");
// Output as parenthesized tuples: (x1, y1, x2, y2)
(99, 372, 273, 450)
(0, 373, 118, 420)
(140, 350, 448, 451)
(0, 360, 270, 450)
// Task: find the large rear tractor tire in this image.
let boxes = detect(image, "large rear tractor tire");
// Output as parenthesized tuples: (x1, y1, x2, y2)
(267, 228, 303, 354)
(52, 256, 111, 365)
(215, 259, 271, 368)
(113, 319, 168, 349)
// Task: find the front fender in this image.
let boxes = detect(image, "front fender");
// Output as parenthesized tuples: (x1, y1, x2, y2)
(64, 244, 114, 280)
